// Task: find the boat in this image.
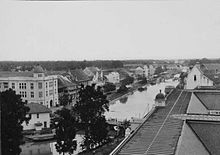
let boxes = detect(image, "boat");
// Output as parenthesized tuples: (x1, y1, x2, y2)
(138, 86, 147, 92)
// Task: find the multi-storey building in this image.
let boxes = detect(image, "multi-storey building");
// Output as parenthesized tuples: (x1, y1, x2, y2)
(0, 65, 58, 108)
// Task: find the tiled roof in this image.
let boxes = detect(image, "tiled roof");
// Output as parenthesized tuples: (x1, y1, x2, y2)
(26, 103, 51, 114)
(203, 72, 220, 85)
(86, 67, 100, 74)
(202, 63, 220, 72)
(194, 92, 220, 110)
(70, 69, 90, 82)
(187, 120, 220, 155)
(117, 69, 130, 79)
(58, 75, 77, 89)
(118, 90, 191, 155)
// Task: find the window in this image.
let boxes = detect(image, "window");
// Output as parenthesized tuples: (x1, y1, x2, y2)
(19, 91, 26, 98)
(39, 91, 43, 98)
(46, 91, 48, 96)
(19, 83, 26, 89)
(29, 114, 32, 119)
(3, 82, 8, 89)
(30, 83, 34, 89)
(12, 83, 15, 89)
(46, 82, 48, 88)
(38, 74, 43, 77)
(36, 113, 39, 118)
(31, 92, 34, 98)
(49, 81, 53, 87)
(38, 82, 42, 89)
(44, 121, 47, 128)
(49, 90, 53, 96)
(194, 75, 197, 81)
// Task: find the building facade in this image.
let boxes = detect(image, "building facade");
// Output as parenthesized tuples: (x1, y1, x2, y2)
(104, 72, 120, 84)
(0, 66, 58, 108)
(185, 64, 214, 89)
(22, 103, 51, 131)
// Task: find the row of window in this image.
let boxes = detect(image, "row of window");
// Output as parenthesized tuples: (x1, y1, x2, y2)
(20, 90, 57, 98)
(0, 81, 57, 90)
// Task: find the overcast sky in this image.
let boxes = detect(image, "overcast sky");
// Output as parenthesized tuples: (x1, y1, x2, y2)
(0, 0, 220, 61)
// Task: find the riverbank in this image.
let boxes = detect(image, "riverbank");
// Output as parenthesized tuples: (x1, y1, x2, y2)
(107, 81, 147, 103)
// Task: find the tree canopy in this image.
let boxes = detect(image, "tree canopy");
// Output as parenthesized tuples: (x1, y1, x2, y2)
(59, 93, 73, 107)
(73, 84, 109, 151)
(0, 89, 30, 155)
(53, 108, 78, 155)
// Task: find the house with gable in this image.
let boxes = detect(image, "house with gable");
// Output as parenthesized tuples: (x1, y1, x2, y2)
(22, 103, 51, 131)
(83, 67, 102, 84)
(185, 63, 220, 89)
(135, 66, 144, 77)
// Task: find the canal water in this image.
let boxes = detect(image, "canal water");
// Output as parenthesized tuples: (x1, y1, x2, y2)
(20, 79, 178, 155)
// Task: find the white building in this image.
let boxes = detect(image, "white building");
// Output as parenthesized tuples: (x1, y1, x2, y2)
(104, 72, 120, 84)
(143, 65, 149, 77)
(135, 67, 144, 77)
(185, 64, 214, 89)
(149, 65, 155, 76)
(22, 103, 51, 131)
(0, 65, 58, 107)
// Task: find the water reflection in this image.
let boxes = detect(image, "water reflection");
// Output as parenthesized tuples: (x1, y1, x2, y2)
(105, 80, 178, 121)
(20, 141, 53, 155)
(21, 135, 83, 155)
(21, 80, 178, 155)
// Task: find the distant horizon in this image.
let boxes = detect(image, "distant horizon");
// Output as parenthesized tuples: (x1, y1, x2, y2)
(0, 57, 219, 62)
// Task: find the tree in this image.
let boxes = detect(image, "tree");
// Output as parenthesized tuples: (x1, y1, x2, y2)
(0, 89, 30, 155)
(121, 76, 134, 86)
(154, 66, 164, 75)
(73, 84, 109, 151)
(59, 93, 73, 106)
(103, 82, 116, 93)
(53, 108, 78, 155)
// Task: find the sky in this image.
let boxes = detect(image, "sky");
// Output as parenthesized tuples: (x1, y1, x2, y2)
(0, 0, 220, 61)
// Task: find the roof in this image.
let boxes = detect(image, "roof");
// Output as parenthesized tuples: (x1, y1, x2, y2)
(203, 72, 220, 85)
(135, 66, 144, 71)
(32, 65, 45, 73)
(117, 90, 192, 155)
(70, 69, 90, 82)
(117, 69, 130, 79)
(86, 67, 100, 74)
(202, 63, 220, 73)
(0, 69, 63, 78)
(155, 92, 165, 100)
(26, 103, 51, 114)
(0, 71, 33, 77)
(187, 120, 220, 155)
(58, 75, 77, 89)
(194, 92, 220, 110)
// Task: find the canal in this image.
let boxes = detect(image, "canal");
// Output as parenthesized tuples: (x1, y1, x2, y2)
(20, 79, 178, 155)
